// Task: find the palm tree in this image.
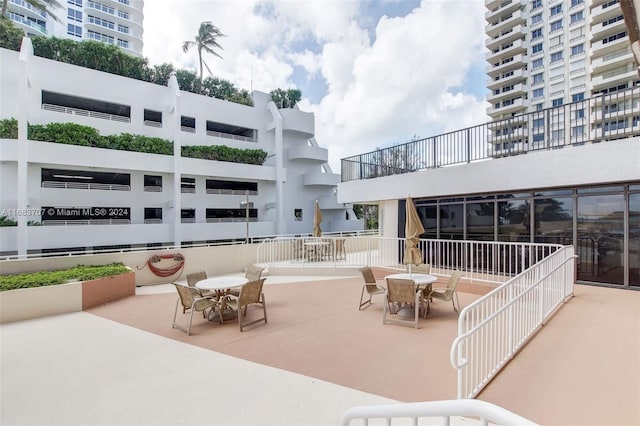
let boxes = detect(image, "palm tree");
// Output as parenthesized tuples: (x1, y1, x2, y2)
(182, 21, 225, 90)
(1, 0, 63, 22)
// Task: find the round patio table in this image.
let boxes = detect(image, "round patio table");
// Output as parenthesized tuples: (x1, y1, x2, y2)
(384, 273, 437, 318)
(196, 276, 248, 322)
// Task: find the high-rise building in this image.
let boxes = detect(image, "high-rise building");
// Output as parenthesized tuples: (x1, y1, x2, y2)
(484, 0, 638, 154)
(485, 0, 636, 120)
(4, 0, 144, 57)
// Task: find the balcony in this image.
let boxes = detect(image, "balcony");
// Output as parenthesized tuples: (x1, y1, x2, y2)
(279, 108, 314, 137)
(287, 145, 328, 162)
(486, 39, 527, 63)
(302, 171, 340, 186)
(591, 48, 633, 74)
(485, 0, 522, 21)
(486, 96, 527, 115)
(487, 82, 527, 103)
(486, 53, 525, 78)
(486, 68, 526, 90)
(485, 9, 526, 39)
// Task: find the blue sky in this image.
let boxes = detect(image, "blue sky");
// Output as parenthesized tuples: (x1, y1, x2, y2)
(144, 0, 489, 170)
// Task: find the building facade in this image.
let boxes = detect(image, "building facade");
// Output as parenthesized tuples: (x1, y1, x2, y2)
(486, 0, 635, 119)
(486, 0, 640, 154)
(5, 0, 144, 57)
(0, 40, 361, 257)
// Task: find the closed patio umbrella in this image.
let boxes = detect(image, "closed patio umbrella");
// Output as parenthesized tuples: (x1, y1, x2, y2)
(313, 200, 323, 237)
(403, 196, 425, 272)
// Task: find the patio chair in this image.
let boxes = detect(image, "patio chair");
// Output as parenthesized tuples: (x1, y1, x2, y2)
(224, 278, 267, 332)
(427, 271, 462, 314)
(186, 271, 212, 297)
(413, 263, 431, 274)
(172, 283, 219, 335)
(383, 278, 425, 329)
(245, 264, 265, 281)
(358, 266, 386, 310)
(228, 264, 265, 297)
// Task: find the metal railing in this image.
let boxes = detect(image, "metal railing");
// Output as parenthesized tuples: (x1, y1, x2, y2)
(341, 399, 538, 426)
(341, 86, 640, 181)
(450, 246, 575, 399)
(257, 236, 560, 282)
(42, 104, 131, 123)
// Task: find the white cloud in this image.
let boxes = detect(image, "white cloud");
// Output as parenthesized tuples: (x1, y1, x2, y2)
(143, 0, 489, 171)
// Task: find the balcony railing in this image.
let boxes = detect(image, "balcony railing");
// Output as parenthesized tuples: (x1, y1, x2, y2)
(341, 86, 640, 182)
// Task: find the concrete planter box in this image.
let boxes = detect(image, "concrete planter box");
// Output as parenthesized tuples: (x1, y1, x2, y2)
(0, 269, 135, 324)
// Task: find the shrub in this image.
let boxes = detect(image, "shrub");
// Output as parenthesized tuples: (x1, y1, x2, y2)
(0, 263, 130, 292)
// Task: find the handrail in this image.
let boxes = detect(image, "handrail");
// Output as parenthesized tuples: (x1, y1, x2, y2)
(450, 246, 576, 399)
(341, 399, 538, 426)
(341, 85, 640, 181)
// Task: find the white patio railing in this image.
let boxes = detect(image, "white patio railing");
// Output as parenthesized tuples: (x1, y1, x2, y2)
(257, 236, 562, 284)
(341, 399, 538, 426)
(450, 245, 576, 399)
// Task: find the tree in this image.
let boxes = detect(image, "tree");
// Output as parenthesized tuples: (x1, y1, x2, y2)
(270, 88, 301, 108)
(1, 0, 62, 22)
(182, 21, 225, 91)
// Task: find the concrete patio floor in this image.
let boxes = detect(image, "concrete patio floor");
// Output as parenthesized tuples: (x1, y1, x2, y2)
(1, 272, 639, 425)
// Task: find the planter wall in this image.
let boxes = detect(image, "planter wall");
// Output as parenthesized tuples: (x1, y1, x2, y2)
(0, 270, 135, 324)
(82, 270, 135, 310)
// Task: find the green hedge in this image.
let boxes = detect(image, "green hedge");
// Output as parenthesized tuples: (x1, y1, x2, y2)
(0, 263, 130, 292)
(0, 120, 266, 164)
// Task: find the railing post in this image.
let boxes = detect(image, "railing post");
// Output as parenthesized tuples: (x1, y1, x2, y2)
(466, 128, 471, 163)
(600, 92, 606, 140)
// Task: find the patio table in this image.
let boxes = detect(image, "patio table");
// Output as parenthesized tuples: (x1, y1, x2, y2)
(196, 276, 248, 322)
(384, 273, 437, 318)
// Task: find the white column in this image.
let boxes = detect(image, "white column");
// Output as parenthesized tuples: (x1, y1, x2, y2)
(168, 73, 182, 247)
(16, 37, 33, 258)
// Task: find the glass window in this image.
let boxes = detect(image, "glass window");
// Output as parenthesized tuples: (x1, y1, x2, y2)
(466, 202, 495, 241)
(294, 209, 302, 221)
(551, 51, 563, 63)
(181, 177, 196, 193)
(531, 0, 542, 10)
(534, 196, 573, 245)
(572, 93, 584, 102)
(532, 58, 543, 69)
(420, 205, 438, 238)
(570, 11, 584, 23)
(532, 28, 542, 40)
(439, 204, 464, 240)
(535, 103, 543, 111)
(144, 175, 162, 191)
(181, 209, 196, 223)
(498, 199, 531, 242)
(550, 4, 562, 15)
(571, 125, 585, 137)
(532, 43, 543, 54)
(550, 20, 563, 32)
(571, 44, 584, 56)
(144, 208, 163, 223)
(552, 98, 563, 107)
(531, 13, 542, 25)
(630, 193, 640, 286)
(577, 194, 624, 285)
(533, 73, 543, 84)
(533, 88, 544, 98)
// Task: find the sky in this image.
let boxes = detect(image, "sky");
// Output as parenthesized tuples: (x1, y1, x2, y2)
(143, 0, 490, 171)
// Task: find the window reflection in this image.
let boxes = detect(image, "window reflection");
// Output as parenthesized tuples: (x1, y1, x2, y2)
(629, 193, 640, 287)
(467, 202, 494, 241)
(534, 197, 573, 244)
(498, 199, 531, 242)
(577, 194, 624, 285)
(440, 204, 464, 240)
